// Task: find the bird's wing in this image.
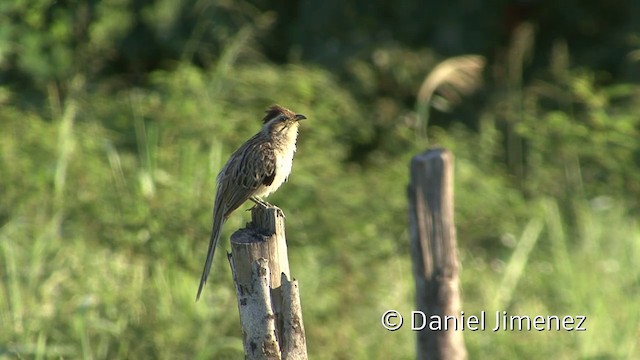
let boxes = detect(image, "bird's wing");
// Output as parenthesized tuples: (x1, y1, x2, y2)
(218, 137, 276, 216)
(233, 138, 276, 189)
(198, 137, 275, 301)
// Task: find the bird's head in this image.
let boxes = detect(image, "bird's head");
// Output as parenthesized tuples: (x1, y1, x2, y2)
(262, 105, 306, 136)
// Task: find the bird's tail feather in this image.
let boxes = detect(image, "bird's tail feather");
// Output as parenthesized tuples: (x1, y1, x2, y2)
(196, 203, 226, 301)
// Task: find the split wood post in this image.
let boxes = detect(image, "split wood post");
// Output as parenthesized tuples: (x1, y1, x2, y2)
(408, 148, 466, 360)
(227, 205, 307, 360)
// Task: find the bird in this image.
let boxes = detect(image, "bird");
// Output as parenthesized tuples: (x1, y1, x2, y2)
(196, 105, 306, 301)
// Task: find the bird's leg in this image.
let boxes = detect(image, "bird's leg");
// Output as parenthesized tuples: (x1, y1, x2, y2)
(250, 196, 272, 209)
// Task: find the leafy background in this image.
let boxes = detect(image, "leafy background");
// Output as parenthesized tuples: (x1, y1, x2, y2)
(1, 0, 639, 359)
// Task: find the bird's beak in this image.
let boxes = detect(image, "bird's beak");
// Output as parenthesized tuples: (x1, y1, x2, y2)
(294, 114, 307, 121)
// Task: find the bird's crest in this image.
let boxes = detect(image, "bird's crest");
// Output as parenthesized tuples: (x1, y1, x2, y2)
(262, 105, 295, 124)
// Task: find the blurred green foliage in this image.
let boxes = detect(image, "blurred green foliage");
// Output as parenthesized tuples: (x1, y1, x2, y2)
(1, 1, 640, 359)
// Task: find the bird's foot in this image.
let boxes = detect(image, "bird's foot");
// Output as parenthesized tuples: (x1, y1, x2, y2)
(248, 197, 285, 218)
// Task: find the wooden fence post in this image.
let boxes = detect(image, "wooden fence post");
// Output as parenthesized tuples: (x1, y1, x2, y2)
(227, 205, 308, 360)
(408, 148, 466, 360)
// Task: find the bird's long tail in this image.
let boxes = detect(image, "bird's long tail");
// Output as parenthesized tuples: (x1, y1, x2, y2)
(196, 200, 226, 301)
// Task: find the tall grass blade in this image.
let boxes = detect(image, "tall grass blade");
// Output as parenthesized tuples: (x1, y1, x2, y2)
(493, 217, 543, 310)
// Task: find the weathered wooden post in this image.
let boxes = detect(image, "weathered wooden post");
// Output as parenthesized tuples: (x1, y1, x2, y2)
(227, 205, 307, 360)
(408, 149, 466, 360)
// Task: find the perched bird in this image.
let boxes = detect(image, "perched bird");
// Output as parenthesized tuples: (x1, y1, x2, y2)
(196, 105, 306, 301)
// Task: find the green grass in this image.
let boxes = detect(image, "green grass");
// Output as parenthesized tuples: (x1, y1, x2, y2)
(462, 198, 640, 359)
(1, 61, 639, 359)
